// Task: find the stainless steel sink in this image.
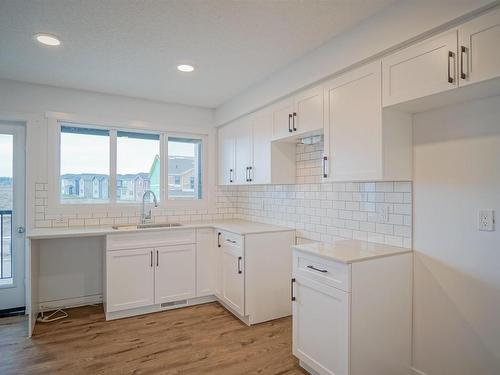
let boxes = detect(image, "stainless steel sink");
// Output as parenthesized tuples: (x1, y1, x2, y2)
(112, 223, 183, 230)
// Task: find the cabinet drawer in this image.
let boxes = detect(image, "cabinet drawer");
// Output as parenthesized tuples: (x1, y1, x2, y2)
(107, 229, 196, 251)
(293, 250, 350, 292)
(219, 230, 243, 248)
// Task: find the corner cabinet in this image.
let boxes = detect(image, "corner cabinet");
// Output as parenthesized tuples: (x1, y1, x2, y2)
(218, 108, 295, 186)
(216, 229, 296, 325)
(292, 248, 413, 375)
(323, 61, 412, 182)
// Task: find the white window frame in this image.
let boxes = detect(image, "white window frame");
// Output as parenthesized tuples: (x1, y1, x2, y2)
(164, 132, 208, 209)
(46, 116, 210, 215)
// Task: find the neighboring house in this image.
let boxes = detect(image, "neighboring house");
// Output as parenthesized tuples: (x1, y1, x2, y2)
(168, 156, 195, 197)
(116, 173, 150, 201)
(61, 174, 109, 200)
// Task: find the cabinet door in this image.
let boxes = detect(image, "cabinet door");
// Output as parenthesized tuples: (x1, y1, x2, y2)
(106, 248, 154, 312)
(325, 61, 383, 181)
(221, 240, 245, 315)
(459, 7, 500, 87)
(272, 97, 294, 140)
(382, 30, 458, 106)
(292, 275, 349, 375)
(218, 125, 235, 185)
(250, 109, 272, 184)
(234, 117, 252, 184)
(155, 244, 195, 304)
(293, 86, 323, 136)
(214, 232, 223, 298)
(196, 228, 215, 297)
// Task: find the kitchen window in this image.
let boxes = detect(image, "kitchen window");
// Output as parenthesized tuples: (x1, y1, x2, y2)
(59, 125, 110, 204)
(116, 131, 160, 203)
(167, 137, 203, 200)
(51, 120, 207, 209)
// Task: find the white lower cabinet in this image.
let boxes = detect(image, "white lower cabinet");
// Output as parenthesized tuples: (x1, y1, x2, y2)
(292, 249, 412, 375)
(155, 244, 195, 304)
(105, 226, 295, 325)
(221, 233, 245, 315)
(106, 247, 155, 312)
(293, 275, 349, 375)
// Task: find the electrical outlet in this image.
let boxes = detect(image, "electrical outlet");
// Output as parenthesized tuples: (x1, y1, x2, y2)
(478, 210, 495, 231)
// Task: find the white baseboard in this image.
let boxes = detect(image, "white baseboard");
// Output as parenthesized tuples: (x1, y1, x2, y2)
(410, 367, 428, 375)
(39, 294, 103, 312)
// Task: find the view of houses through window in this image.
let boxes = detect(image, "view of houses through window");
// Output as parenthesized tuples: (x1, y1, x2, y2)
(168, 137, 202, 200)
(60, 126, 110, 203)
(59, 124, 203, 204)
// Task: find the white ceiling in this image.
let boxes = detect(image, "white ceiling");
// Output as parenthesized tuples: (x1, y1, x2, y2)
(0, 0, 395, 108)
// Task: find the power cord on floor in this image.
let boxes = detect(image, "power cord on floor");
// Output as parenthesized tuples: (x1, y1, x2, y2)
(36, 309, 68, 323)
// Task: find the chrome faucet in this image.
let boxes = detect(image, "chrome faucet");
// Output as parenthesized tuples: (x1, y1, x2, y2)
(141, 190, 158, 224)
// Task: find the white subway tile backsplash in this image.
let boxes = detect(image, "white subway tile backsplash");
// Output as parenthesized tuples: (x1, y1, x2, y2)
(33, 140, 412, 249)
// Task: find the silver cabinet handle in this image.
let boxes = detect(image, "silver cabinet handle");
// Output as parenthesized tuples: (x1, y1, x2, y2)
(291, 278, 296, 301)
(229, 168, 233, 183)
(288, 113, 293, 133)
(156, 250, 159, 267)
(248, 166, 253, 182)
(293, 112, 297, 131)
(150, 251, 153, 268)
(322, 156, 328, 178)
(226, 239, 237, 244)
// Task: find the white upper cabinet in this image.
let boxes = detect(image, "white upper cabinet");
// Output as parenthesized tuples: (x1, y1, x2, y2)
(272, 86, 323, 141)
(272, 97, 295, 140)
(324, 61, 412, 182)
(382, 30, 458, 107)
(218, 124, 236, 185)
(218, 108, 295, 186)
(234, 117, 252, 184)
(459, 7, 500, 87)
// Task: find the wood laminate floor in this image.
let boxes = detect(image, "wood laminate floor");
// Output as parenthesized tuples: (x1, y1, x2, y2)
(0, 302, 307, 375)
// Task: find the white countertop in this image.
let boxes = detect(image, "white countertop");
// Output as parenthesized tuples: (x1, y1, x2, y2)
(27, 219, 294, 240)
(292, 239, 411, 264)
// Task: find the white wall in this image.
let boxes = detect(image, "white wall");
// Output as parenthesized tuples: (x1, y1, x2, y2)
(215, 0, 496, 125)
(413, 95, 500, 374)
(0, 79, 217, 307)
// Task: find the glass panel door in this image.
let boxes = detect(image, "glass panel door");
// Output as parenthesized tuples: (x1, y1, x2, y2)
(0, 122, 25, 311)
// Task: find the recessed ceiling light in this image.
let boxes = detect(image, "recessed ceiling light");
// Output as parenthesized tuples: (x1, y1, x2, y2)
(35, 33, 61, 46)
(177, 64, 194, 72)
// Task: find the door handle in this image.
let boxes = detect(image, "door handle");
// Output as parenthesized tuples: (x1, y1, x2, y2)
(291, 278, 296, 301)
(292, 112, 297, 131)
(17, 226, 25, 234)
(217, 232, 222, 248)
(447, 51, 455, 84)
(460, 45, 467, 80)
(237, 256, 242, 274)
(307, 265, 328, 273)
(288, 113, 293, 133)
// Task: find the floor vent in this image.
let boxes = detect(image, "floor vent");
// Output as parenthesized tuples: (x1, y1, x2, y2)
(161, 300, 188, 308)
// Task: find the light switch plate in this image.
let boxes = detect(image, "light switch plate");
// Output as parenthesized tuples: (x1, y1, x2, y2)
(478, 210, 495, 231)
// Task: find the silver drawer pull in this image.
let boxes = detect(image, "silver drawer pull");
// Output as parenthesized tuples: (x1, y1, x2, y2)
(307, 265, 328, 273)
(226, 239, 237, 244)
